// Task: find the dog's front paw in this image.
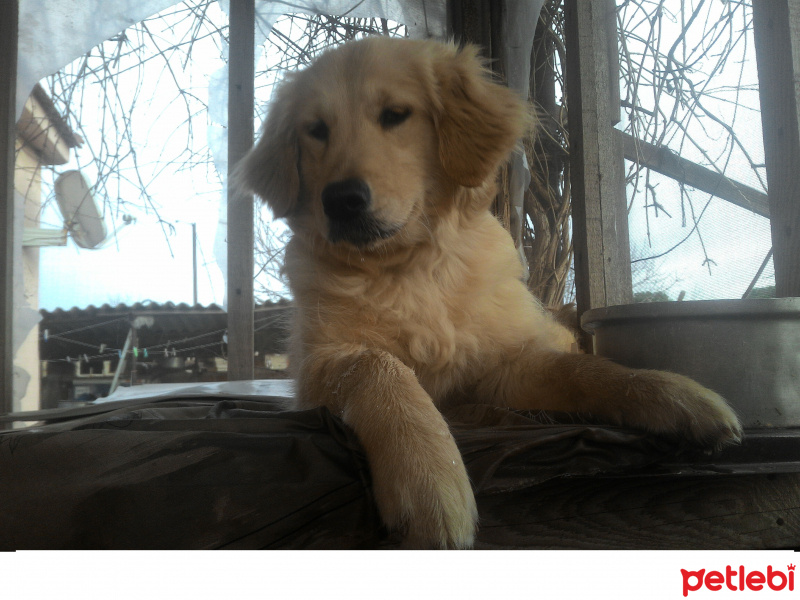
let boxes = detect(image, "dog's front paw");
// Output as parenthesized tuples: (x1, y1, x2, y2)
(371, 435, 478, 549)
(639, 371, 743, 450)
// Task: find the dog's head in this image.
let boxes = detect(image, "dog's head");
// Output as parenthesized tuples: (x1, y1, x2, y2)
(236, 37, 528, 251)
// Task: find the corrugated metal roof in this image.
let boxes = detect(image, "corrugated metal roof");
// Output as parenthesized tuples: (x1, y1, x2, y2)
(40, 300, 293, 362)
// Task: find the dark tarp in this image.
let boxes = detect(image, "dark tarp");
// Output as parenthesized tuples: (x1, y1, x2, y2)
(2, 395, 798, 549)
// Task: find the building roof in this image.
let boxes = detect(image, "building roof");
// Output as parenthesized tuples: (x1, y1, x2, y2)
(29, 84, 83, 150)
(40, 300, 292, 363)
(17, 84, 83, 166)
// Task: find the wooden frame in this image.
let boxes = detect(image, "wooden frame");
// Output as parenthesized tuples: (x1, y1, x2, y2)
(753, 0, 800, 298)
(226, 0, 256, 380)
(621, 133, 771, 219)
(1, 0, 18, 420)
(449, 0, 493, 51)
(564, 0, 632, 337)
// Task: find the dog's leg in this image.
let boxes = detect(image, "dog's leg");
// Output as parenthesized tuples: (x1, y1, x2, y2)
(302, 348, 478, 549)
(474, 349, 742, 449)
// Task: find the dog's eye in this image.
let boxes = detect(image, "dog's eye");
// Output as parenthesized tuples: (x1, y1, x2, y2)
(379, 107, 412, 129)
(307, 120, 329, 142)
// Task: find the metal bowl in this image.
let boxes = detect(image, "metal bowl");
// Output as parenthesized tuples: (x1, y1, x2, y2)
(581, 298, 800, 428)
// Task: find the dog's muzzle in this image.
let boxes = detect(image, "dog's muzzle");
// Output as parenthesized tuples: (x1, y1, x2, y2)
(321, 178, 398, 247)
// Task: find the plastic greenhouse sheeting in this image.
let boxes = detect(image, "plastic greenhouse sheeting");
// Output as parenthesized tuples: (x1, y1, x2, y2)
(16, 0, 447, 119)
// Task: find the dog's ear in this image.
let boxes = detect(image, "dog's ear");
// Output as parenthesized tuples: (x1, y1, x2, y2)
(432, 45, 529, 188)
(233, 79, 300, 219)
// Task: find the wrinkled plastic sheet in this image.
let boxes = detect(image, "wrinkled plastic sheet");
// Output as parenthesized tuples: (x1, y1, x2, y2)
(5, 390, 796, 550)
(16, 0, 447, 119)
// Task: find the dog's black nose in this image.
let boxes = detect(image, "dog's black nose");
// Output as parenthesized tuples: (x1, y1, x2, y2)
(322, 178, 371, 221)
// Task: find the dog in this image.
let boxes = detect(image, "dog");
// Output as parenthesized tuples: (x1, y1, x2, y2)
(236, 36, 742, 549)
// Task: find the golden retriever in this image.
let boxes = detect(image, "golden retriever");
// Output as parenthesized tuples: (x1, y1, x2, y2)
(236, 36, 741, 549)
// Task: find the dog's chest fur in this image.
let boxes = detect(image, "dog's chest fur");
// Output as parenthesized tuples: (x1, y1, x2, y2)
(286, 213, 570, 400)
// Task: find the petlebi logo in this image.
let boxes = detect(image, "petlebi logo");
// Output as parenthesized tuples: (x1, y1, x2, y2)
(682, 564, 795, 596)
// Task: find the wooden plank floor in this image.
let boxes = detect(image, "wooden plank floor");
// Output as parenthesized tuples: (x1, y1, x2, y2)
(474, 473, 800, 549)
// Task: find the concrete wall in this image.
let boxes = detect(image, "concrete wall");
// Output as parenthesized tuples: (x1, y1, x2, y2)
(14, 135, 42, 412)
(13, 89, 73, 412)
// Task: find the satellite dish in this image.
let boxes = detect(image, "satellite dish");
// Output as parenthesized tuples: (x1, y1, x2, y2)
(54, 170, 107, 249)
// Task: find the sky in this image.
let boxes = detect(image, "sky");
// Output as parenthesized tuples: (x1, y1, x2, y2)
(35, 1, 312, 311)
(39, 193, 225, 309)
(32, 0, 775, 312)
(36, 1, 231, 310)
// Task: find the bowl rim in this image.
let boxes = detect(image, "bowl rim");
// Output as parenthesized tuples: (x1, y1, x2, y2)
(581, 297, 800, 330)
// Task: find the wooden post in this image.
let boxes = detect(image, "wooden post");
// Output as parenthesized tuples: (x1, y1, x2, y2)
(621, 133, 771, 219)
(449, 0, 493, 51)
(449, 1, 540, 265)
(564, 0, 632, 330)
(450, 1, 508, 219)
(191, 222, 198, 306)
(227, 0, 255, 380)
(1, 0, 18, 418)
(753, 1, 800, 298)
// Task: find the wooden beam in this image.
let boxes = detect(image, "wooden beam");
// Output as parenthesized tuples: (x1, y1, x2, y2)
(1, 0, 18, 418)
(605, 0, 620, 127)
(227, 0, 255, 380)
(622, 133, 771, 219)
(564, 0, 632, 325)
(448, 0, 492, 51)
(753, 1, 800, 297)
(449, 1, 512, 236)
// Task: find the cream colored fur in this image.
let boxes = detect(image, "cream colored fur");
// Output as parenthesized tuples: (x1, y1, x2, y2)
(237, 36, 742, 549)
